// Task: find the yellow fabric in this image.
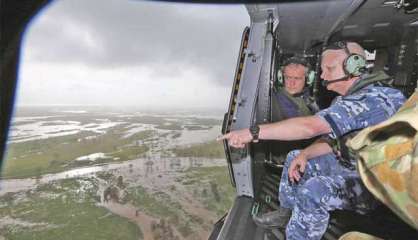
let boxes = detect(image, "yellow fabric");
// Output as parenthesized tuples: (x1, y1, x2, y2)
(338, 231, 383, 240)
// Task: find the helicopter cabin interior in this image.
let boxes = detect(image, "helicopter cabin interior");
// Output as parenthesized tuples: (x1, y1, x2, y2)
(0, 1, 418, 240)
(216, 1, 418, 240)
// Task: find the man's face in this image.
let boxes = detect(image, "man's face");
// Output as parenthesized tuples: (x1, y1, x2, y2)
(283, 64, 306, 95)
(320, 50, 348, 95)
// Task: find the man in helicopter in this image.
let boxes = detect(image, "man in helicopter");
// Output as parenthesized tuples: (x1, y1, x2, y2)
(218, 41, 406, 240)
(270, 56, 319, 164)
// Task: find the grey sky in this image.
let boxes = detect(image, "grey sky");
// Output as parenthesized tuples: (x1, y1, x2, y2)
(17, 0, 249, 109)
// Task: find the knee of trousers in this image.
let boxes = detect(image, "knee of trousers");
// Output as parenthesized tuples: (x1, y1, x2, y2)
(295, 177, 330, 209)
(284, 149, 301, 168)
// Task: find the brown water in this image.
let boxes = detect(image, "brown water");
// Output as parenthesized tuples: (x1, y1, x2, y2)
(0, 157, 225, 196)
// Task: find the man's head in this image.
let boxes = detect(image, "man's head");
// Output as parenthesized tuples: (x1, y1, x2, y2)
(320, 41, 366, 95)
(280, 57, 311, 95)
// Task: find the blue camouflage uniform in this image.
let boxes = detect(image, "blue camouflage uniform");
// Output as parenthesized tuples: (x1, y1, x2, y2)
(278, 76, 406, 240)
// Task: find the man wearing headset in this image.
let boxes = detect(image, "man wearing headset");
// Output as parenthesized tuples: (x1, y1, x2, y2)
(218, 42, 406, 240)
(271, 57, 318, 164)
(273, 56, 318, 120)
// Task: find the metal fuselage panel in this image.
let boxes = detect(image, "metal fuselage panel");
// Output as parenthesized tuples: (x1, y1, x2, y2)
(229, 21, 267, 198)
(229, 4, 279, 197)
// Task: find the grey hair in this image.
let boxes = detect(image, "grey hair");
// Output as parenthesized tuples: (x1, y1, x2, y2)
(283, 63, 309, 76)
(346, 42, 366, 58)
(322, 41, 366, 58)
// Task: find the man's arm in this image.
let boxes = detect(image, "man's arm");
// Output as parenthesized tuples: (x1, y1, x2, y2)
(288, 138, 333, 182)
(299, 138, 333, 160)
(259, 116, 330, 140)
(218, 115, 331, 148)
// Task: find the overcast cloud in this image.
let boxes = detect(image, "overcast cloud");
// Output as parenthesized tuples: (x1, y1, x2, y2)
(17, 0, 249, 109)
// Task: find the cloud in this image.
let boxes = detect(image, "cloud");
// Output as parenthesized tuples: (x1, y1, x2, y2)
(23, 0, 249, 87)
(17, 61, 230, 109)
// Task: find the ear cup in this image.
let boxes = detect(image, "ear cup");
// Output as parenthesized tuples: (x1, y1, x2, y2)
(306, 70, 316, 86)
(277, 68, 316, 86)
(277, 69, 284, 85)
(344, 54, 367, 76)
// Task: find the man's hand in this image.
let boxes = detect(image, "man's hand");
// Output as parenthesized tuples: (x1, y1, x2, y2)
(288, 151, 308, 183)
(217, 128, 253, 148)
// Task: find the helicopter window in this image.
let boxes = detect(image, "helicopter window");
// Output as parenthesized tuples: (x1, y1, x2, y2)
(0, 1, 248, 239)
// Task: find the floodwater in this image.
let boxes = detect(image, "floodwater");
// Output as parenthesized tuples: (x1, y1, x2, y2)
(0, 157, 225, 196)
(3, 113, 223, 196)
(1, 111, 228, 239)
(9, 119, 125, 143)
(0, 156, 226, 240)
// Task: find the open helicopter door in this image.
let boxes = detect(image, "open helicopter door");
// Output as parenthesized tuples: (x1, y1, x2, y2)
(213, 0, 418, 239)
(216, 4, 278, 240)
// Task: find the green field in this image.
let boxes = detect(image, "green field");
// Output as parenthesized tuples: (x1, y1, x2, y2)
(179, 166, 235, 216)
(4, 113, 222, 179)
(0, 166, 235, 240)
(171, 140, 225, 158)
(3, 126, 153, 178)
(1, 112, 232, 239)
(126, 186, 203, 238)
(0, 178, 142, 240)
(125, 165, 234, 237)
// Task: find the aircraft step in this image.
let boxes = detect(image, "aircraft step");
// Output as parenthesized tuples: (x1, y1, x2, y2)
(264, 173, 280, 183)
(261, 186, 277, 201)
(265, 172, 281, 183)
(263, 178, 279, 193)
(259, 189, 279, 210)
(266, 201, 280, 211)
(262, 228, 285, 240)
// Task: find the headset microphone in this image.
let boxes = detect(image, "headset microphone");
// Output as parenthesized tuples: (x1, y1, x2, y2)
(322, 41, 367, 88)
(321, 75, 350, 87)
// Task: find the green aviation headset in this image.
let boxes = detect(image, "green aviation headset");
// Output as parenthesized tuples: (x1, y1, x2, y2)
(327, 41, 367, 77)
(277, 56, 316, 87)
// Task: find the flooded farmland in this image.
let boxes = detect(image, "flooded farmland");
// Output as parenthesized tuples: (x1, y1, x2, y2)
(0, 107, 234, 240)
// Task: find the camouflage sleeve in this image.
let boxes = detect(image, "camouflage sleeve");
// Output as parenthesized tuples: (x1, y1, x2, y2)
(316, 88, 405, 139)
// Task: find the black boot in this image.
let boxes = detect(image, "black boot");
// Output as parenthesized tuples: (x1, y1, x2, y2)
(252, 207, 291, 229)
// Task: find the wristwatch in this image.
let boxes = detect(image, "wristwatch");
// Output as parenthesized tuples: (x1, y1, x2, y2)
(249, 125, 260, 142)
